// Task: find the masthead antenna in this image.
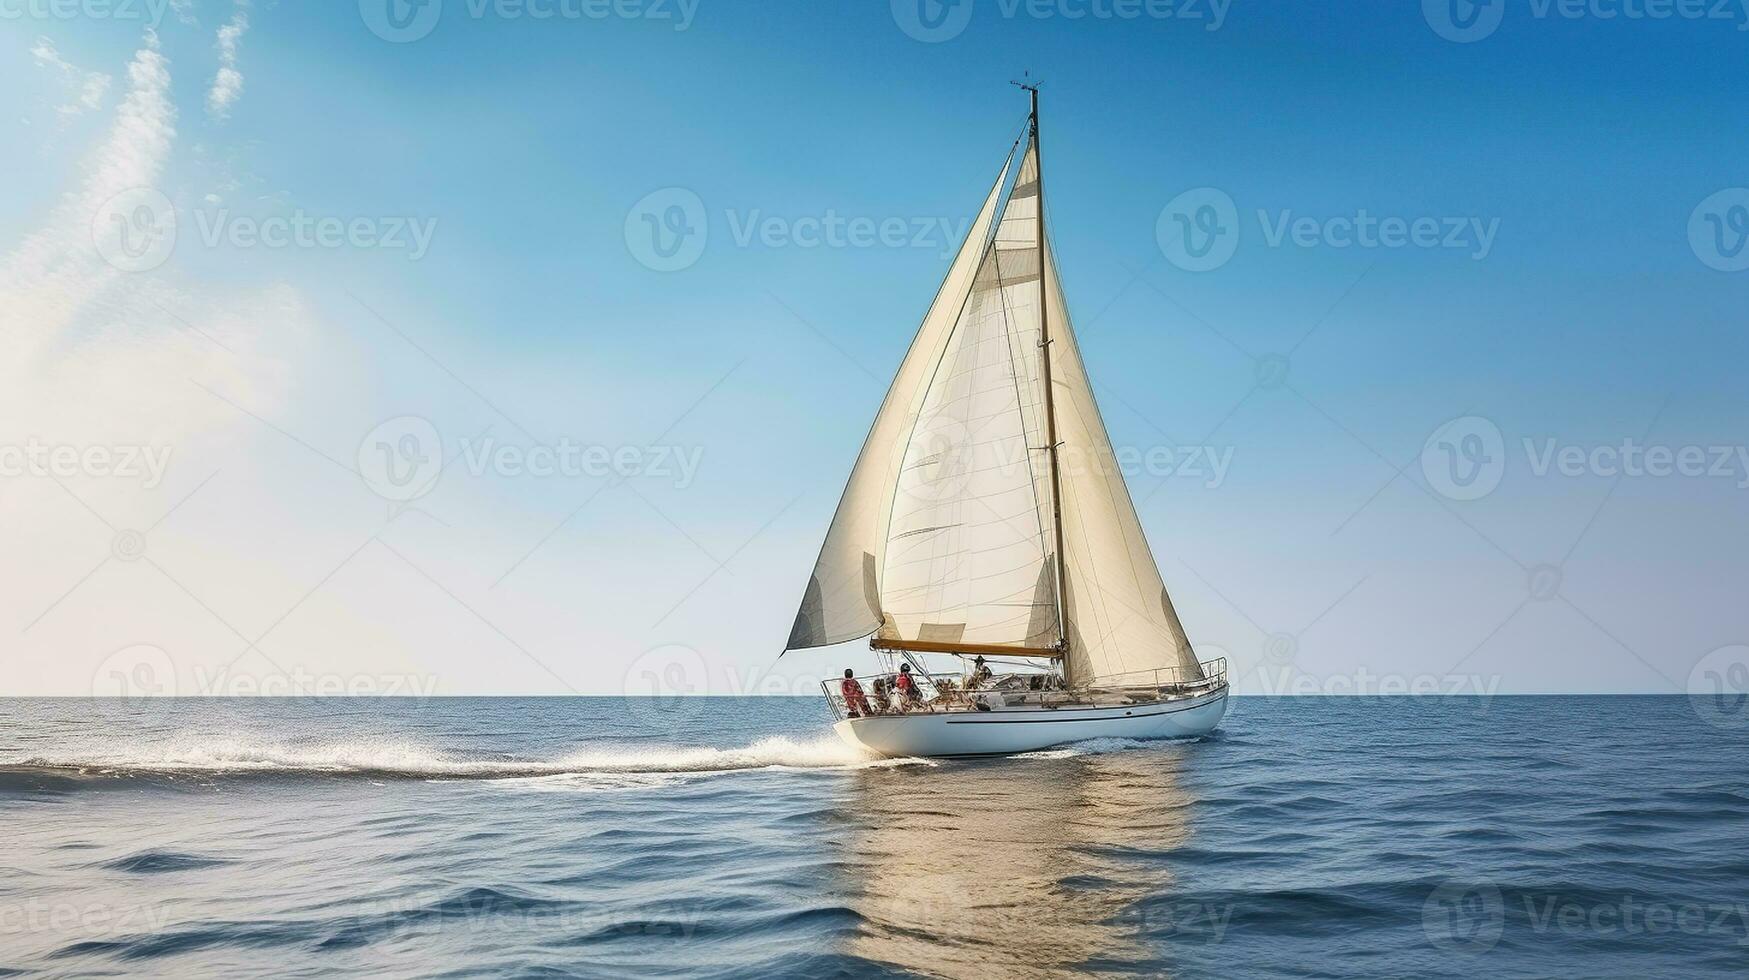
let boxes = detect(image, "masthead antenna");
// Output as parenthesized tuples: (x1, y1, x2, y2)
(1010, 72, 1041, 129)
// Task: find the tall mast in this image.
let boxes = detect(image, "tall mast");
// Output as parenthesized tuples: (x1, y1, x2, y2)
(1021, 82, 1073, 682)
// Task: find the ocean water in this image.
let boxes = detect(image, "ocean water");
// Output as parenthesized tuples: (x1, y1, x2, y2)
(2, 696, 1746, 979)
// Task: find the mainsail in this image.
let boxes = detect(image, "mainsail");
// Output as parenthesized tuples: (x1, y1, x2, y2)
(786, 98, 1202, 687)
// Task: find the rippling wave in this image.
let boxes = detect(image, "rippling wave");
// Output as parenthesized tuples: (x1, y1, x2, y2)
(3, 696, 1745, 978)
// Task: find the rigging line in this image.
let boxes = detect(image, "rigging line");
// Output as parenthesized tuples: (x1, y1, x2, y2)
(1038, 208, 1172, 676)
(1028, 106, 1073, 663)
(991, 207, 1057, 594)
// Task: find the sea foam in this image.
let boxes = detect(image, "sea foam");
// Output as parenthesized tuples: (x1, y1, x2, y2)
(11, 734, 927, 780)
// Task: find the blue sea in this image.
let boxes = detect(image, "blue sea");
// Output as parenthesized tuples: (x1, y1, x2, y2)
(2, 696, 1746, 978)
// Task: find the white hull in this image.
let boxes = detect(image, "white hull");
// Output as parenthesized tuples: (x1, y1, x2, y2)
(832, 688, 1228, 758)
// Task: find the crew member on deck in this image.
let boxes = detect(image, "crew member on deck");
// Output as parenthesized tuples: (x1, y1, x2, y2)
(841, 669, 871, 718)
(870, 677, 891, 714)
(968, 655, 993, 690)
(894, 663, 922, 709)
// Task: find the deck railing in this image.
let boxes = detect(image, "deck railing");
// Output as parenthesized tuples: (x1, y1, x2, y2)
(819, 670, 964, 722)
(819, 658, 1226, 722)
(1080, 658, 1227, 699)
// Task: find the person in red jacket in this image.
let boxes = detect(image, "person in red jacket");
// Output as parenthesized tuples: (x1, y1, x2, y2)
(841, 668, 871, 718)
(893, 663, 922, 710)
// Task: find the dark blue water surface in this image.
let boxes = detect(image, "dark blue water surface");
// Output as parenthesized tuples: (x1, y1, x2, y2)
(2, 696, 1746, 978)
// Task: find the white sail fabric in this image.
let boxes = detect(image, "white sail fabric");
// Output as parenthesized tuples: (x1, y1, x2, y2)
(877, 146, 1058, 649)
(787, 121, 1203, 685)
(785, 149, 1017, 650)
(1041, 233, 1205, 685)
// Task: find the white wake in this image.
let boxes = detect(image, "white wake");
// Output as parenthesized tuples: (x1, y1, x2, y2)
(10, 735, 928, 779)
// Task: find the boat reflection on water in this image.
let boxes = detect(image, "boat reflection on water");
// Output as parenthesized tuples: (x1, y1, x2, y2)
(838, 746, 1198, 976)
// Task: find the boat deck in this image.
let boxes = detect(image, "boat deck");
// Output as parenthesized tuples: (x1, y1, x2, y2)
(823, 659, 1228, 722)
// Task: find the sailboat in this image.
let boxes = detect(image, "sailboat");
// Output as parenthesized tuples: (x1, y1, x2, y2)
(783, 86, 1228, 758)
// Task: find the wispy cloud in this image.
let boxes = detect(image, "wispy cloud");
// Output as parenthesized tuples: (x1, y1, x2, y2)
(207, 4, 250, 121)
(30, 36, 113, 121)
(5, 31, 174, 348)
(3, 27, 306, 498)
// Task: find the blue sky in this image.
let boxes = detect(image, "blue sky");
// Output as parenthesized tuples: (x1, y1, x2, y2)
(3, 1, 1747, 697)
